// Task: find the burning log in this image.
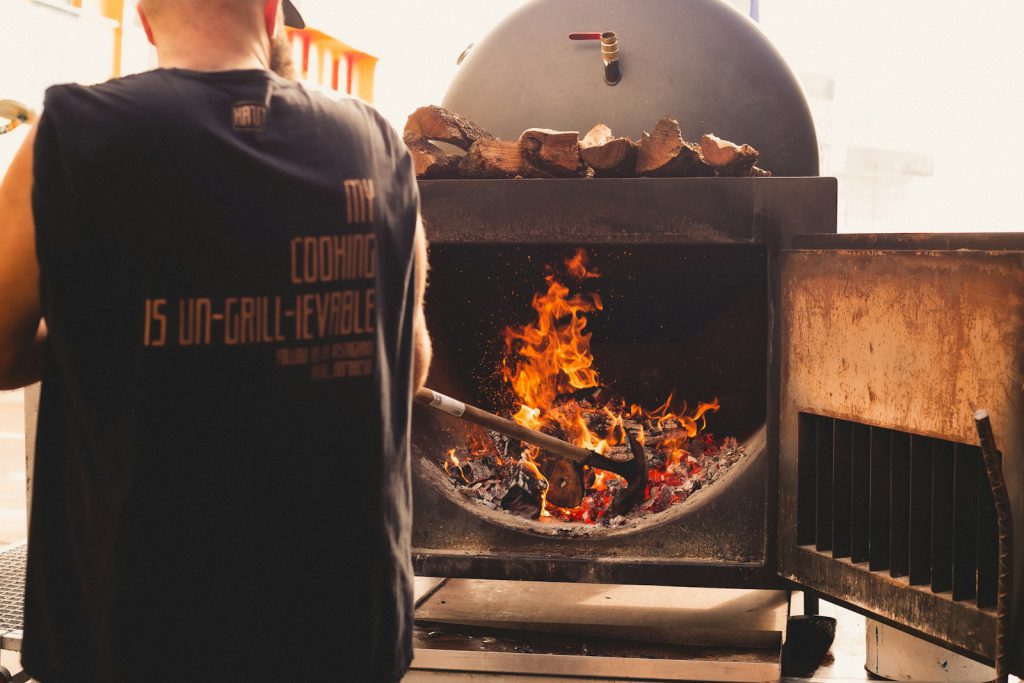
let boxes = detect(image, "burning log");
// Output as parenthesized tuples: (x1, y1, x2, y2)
(540, 458, 585, 509)
(405, 105, 495, 151)
(500, 461, 549, 519)
(518, 128, 588, 178)
(579, 124, 638, 178)
(635, 116, 713, 178)
(459, 139, 528, 179)
(404, 133, 459, 179)
(699, 133, 759, 177)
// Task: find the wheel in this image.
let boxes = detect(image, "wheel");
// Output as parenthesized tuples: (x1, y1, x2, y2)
(0, 664, 12, 683)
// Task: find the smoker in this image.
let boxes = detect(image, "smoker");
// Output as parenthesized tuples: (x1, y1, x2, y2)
(411, 0, 1023, 674)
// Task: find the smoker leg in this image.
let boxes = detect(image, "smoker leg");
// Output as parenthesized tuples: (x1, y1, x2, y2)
(803, 590, 820, 615)
(783, 592, 836, 677)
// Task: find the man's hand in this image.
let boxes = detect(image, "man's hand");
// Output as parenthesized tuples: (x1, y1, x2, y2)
(412, 215, 431, 392)
(0, 125, 45, 389)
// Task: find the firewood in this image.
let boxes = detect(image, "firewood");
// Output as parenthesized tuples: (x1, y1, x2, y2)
(404, 105, 495, 151)
(540, 457, 585, 508)
(500, 462, 548, 519)
(518, 128, 587, 178)
(635, 116, 713, 178)
(459, 139, 527, 179)
(699, 133, 759, 177)
(751, 166, 772, 177)
(579, 124, 637, 178)
(404, 133, 458, 179)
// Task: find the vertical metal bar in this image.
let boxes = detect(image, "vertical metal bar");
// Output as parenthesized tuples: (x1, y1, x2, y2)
(974, 410, 1013, 683)
(815, 417, 834, 552)
(850, 423, 871, 563)
(889, 431, 911, 578)
(952, 444, 979, 601)
(931, 440, 955, 593)
(831, 419, 852, 558)
(869, 427, 891, 571)
(803, 591, 819, 616)
(796, 413, 818, 546)
(908, 436, 933, 586)
(977, 464, 999, 609)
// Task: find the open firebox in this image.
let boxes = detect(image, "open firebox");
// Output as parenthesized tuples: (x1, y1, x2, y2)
(412, 178, 1024, 674)
(413, 177, 835, 589)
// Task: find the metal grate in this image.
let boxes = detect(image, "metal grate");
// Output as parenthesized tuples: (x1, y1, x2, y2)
(797, 413, 999, 610)
(0, 543, 25, 632)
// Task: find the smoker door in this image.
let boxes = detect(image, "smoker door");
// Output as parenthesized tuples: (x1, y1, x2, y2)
(778, 241, 1024, 673)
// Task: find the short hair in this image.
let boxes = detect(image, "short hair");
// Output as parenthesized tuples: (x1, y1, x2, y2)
(140, 0, 263, 21)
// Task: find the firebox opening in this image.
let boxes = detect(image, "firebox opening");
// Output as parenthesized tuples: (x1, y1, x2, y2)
(414, 244, 768, 536)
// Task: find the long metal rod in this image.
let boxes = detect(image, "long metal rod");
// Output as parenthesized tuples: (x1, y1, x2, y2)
(414, 388, 594, 465)
(973, 410, 1013, 683)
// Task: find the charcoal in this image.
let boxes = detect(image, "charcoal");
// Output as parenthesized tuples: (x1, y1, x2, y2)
(486, 430, 518, 459)
(554, 385, 613, 407)
(461, 459, 500, 484)
(641, 484, 674, 513)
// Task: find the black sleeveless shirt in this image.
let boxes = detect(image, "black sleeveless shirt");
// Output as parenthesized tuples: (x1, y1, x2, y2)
(26, 69, 419, 682)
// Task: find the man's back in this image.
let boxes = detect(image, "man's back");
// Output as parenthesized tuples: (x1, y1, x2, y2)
(24, 68, 419, 682)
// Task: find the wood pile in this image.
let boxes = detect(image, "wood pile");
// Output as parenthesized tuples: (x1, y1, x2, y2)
(403, 105, 771, 180)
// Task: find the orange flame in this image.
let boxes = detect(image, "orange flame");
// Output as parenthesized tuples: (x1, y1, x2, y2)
(491, 249, 724, 521)
(502, 253, 603, 438)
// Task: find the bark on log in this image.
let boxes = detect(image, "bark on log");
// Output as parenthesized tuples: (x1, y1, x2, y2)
(519, 128, 588, 178)
(699, 133, 759, 177)
(636, 116, 712, 178)
(405, 105, 495, 151)
(404, 133, 458, 179)
(459, 139, 527, 179)
(580, 124, 637, 178)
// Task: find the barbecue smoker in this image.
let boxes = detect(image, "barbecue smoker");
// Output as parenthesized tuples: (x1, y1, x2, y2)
(410, 0, 1024, 673)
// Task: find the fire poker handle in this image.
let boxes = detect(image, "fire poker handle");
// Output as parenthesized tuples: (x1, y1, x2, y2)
(414, 387, 594, 465)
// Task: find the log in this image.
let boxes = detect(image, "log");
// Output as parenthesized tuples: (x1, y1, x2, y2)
(580, 124, 637, 178)
(699, 133, 759, 177)
(636, 116, 713, 178)
(405, 105, 495, 151)
(459, 139, 527, 179)
(501, 462, 548, 519)
(404, 133, 458, 179)
(540, 457, 585, 508)
(751, 166, 773, 177)
(519, 128, 588, 178)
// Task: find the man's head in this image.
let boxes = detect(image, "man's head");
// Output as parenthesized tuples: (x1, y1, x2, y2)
(137, 0, 303, 77)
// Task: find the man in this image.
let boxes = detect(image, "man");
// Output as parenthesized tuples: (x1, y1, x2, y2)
(0, 0, 431, 680)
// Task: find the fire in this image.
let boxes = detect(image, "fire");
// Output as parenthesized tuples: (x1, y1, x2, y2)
(488, 249, 723, 521)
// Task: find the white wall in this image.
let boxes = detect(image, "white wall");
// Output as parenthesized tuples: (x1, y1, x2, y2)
(0, 0, 118, 171)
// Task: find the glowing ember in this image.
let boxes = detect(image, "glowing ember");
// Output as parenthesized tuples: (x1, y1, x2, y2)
(437, 249, 748, 525)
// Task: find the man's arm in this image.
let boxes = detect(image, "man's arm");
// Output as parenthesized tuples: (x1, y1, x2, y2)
(412, 215, 431, 392)
(0, 126, 45, 390)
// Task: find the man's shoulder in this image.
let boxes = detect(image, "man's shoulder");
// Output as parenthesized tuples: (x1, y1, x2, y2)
(43, 71, 173, 121)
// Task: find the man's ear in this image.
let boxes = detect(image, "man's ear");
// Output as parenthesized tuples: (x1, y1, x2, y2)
(263, 0, 283, 40)
(137, 5, 156, 46)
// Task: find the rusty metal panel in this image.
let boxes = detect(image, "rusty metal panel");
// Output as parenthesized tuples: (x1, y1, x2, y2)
(780, 249, 1024, 669)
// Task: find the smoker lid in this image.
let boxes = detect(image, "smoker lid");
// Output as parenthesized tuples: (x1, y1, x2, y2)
(443, 0, 819, 177)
